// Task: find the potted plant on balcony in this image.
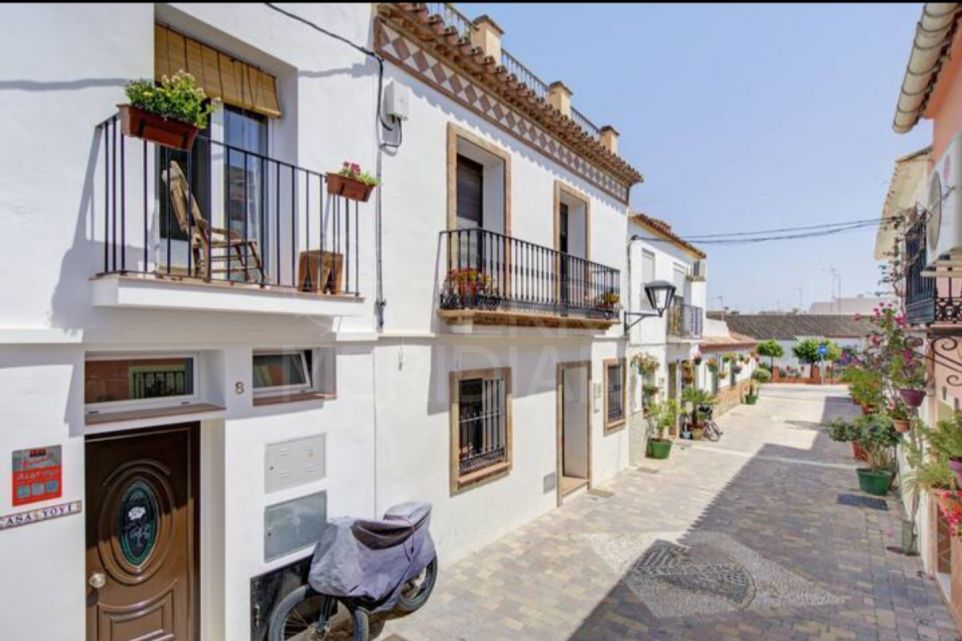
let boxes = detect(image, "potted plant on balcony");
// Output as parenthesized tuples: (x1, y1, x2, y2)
(446, 267, 491, 303)
(681, 359, 694, 384)
(327, 161, 380, 202)
(595, 292, 620, 318)
(120, 71, 216, 150)
(647, 399, 679, 459)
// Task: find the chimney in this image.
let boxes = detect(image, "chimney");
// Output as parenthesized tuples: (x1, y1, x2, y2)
(470, 15, 504, 62)
(548, 81, 573, 118)
(600, 125, 619, 154)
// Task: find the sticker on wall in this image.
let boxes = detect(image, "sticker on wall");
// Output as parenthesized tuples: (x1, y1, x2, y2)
(12, 445, 62, 506)
(0, 500, 81, 531)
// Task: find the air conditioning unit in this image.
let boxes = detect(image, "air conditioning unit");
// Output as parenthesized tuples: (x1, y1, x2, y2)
(926, 133, 962, 268)
(688, 260, 706, 281)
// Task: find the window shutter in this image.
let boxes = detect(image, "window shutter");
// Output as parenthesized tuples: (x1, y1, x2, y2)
(154, 24, 281, 119)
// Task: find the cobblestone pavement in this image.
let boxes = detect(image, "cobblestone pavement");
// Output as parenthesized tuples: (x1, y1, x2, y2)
(380, 385, 961, 641)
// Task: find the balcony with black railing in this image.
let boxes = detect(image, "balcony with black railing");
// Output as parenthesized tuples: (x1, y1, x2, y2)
(667, 301, 703, 340)
(92, 114, 366, 317)
(438, 228, 621, 329)
(904, 218, 962, 326)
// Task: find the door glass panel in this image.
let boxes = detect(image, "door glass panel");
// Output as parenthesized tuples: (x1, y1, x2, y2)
(225, 107, 268, 251)
(117, 480, 159, 566)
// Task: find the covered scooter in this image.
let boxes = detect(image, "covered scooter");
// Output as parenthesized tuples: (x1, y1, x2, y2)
(308, 501, 437, 613)
(269, 502, 438, 641)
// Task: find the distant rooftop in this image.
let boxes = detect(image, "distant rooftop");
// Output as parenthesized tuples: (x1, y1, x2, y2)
(807, 296, 895, 315)
(706, 312, 870, 341)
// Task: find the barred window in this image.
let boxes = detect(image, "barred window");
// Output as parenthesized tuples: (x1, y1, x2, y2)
(604, 359, 626, 431)
(451, 368, 512, 491)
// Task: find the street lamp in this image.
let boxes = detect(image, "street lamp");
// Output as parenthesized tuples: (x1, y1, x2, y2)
(624, 280, 677, 334)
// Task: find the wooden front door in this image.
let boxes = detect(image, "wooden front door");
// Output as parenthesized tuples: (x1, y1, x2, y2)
(86, 425, 199, 641)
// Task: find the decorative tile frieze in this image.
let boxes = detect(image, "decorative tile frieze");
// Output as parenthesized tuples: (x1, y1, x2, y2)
(375, 21, 632, 204)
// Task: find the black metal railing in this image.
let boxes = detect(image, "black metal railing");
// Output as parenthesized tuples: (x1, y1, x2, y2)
(96, 114, 362, 296)
(667, 302, 703, 339)
(438, 227, 621, 320)
(905, 218, 936, 325)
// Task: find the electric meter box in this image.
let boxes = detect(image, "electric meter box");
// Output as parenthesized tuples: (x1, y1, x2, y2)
(384, 81, 410, 121)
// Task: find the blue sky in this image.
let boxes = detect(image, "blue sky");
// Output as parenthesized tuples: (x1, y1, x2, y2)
(464, 3, 932, 312)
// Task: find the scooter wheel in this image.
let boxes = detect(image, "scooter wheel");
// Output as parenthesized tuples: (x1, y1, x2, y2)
(395, 556, 438, 614)
(268, 586, 369, 641)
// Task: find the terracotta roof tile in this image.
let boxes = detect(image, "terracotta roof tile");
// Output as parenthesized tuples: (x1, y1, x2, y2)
(630, 212, 706, 259)
(707, 313, 870, 341)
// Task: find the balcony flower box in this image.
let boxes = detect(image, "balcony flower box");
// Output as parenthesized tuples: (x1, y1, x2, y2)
(120, 72, 213, 151)
(118, 104, 199, 151)
(327, 162, 379, 202)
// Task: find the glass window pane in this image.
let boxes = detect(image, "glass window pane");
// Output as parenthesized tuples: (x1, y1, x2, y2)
(85, 357, 194, 404)
(607, 363, 623, 422)
(225, 107, 268, 246)
(253, 352, 310, 389)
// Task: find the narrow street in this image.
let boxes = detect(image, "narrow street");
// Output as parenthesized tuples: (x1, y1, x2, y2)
(384, 385, 959, 641)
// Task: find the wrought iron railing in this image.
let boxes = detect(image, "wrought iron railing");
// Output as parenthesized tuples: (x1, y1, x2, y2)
(571, 107, 601, 138)
(96, 115, 361, 295)
(439, 228, 621, 320)
(905, 218, 936, 325)
(422, 3, 600, 139)
(500, 50, 549, 101)
(667, 302, 703, 339)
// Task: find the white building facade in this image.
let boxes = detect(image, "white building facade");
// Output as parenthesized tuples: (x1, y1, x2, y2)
(0, 4, 642, 641)
(625, 213, 707, 457)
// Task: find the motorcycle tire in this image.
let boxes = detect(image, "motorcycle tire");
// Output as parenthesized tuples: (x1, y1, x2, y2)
(395, 556, 438, 614)
(268, 585, 369, 641)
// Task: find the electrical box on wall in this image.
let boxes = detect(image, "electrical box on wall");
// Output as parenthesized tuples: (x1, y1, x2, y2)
(265, 434, 326, 494)
(384, 81, 410, 121)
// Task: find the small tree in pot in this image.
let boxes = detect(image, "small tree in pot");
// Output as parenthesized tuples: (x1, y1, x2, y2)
(746, 368, 770, 404)
(853, 413, 899, 496)
(756, 339, 784, 370)
(647, 399, 679, 459)
(681, 387, 714, 439)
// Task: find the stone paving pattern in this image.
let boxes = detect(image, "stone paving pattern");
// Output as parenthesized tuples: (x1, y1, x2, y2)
(381, 385, 960, 641)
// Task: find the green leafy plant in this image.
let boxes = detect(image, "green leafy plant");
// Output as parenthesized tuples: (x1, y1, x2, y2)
(125, 71, 215, 128)
(338, 161, 380, 186)
(681, 387, 714, 425)
(756, 339, 784, 369)
(841, 365, 884, 411)
(751, 368, 772, 384)
(921, 413, 962, 461)
(649, 398, 679, 441)
(855, 413, 899, 472)
(827, 417, 859, 443)
(706, 357, 720, 372)
(632, 353, 660, 376)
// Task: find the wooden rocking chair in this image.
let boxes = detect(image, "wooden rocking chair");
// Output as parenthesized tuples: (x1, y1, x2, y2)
(161, 160, 265, 283)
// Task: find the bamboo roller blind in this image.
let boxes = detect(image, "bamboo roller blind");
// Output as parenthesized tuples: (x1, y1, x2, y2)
(155, 24, 281, 119)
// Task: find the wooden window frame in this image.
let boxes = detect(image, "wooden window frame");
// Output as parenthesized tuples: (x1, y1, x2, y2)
(603, 358, 627, 433)
(85, 352, 200, 415)
(449, 367, 513, 494)
(553, 181, 591, 262)
(446, 123, 511, 234)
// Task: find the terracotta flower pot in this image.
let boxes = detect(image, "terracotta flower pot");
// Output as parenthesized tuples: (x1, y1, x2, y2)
(892, 418, 911, 433)
(899, 388, 926, 408)
(327, 173, 375, 202)
(118, 104, 199, 151)
(851, 441, 868, 462)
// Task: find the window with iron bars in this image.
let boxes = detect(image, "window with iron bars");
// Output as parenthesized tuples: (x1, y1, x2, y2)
(451, 368, 511, 490)
(604, 359, 626, 431)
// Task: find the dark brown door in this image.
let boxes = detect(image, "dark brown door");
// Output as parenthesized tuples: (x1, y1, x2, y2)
(86, 425, 199, 641)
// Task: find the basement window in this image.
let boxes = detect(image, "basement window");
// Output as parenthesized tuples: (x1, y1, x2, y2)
(85, 355, 198, 411)
(252, 348, 335, 405)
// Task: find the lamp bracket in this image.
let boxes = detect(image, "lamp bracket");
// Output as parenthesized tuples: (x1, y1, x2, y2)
(623, 310, 660, 335)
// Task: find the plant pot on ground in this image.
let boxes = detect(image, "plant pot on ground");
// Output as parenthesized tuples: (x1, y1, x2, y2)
(850, 413, 899, 496)
(744, 394, 758, 405)
(120, 72, 214, 151)
(857, 468, 893, 496)
(647, 399, 679, 460)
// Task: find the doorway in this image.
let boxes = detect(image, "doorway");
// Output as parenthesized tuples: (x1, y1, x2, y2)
(557, 362, 591, 504)
(86, 424, 199, 641)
